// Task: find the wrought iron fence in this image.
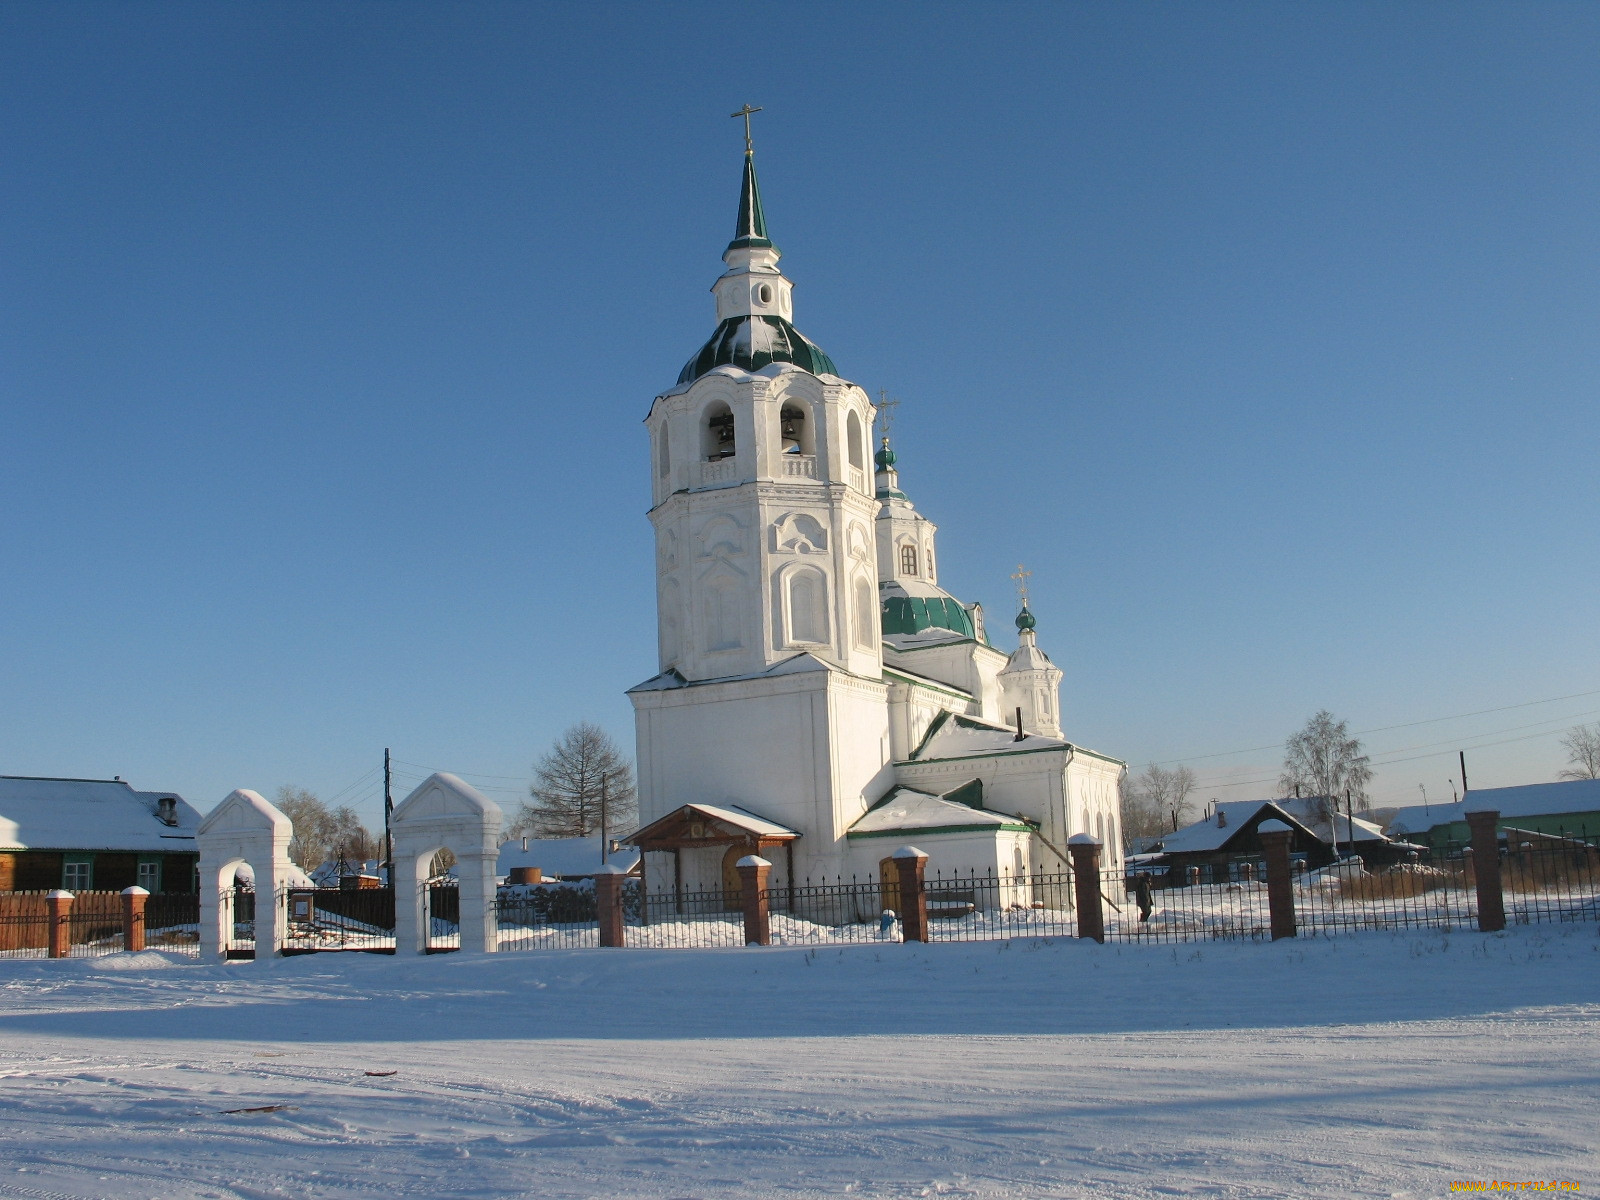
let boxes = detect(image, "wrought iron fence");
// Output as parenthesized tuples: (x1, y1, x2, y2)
(1294, 856, 1477, 935)
(496, 883, 600, 951)
(283, 886, 396, 954)
(144, 892, 200, 956)
(64, 892, 126, 957)
(919, 869, 1079, 942)
(1106, 869, 1269, 943)
(1501, 837, 1600, 926)
(424, 881, 460, 952)
(631, 885, 745, 947)
(765, 879, 897, 944)
(225, 885, 257, 958)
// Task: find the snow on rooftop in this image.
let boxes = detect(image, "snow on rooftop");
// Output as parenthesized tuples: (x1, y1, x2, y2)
(1155, 797, 1390, 855)
(1386, 778, 1600, 836)
(912, 714, 1068, 761)
(0, 776, 201, 852)
(497, 836, 640, 880)
(848, 787, 1022, 836)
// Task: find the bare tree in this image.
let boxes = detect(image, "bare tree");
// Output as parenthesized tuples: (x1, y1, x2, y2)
(1558, 722, 1600, 781)
(275, 786, 336, 871)
(1279, 710, 1371, 820)
(1119, 763, 1198, 846)
(274, 787, 376, 871)
(511, 722, 638, 839)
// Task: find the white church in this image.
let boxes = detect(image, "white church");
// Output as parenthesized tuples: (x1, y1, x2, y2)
(627, 128, 1124, 898)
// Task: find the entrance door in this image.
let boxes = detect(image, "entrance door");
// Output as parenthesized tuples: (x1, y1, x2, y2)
(721, 845, 746, 912)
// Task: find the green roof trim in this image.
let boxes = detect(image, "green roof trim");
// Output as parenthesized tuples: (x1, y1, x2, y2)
(943, 779, 984, 810)
(848, 822, 1035, 840)
(881, 594, 975, 639)
(728, 152, 773, 251)
(678, 315, 839, 385)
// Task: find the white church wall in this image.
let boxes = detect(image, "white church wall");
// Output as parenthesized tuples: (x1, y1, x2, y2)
(883, 641, 1009, 724)
(886, 674, 972, 762)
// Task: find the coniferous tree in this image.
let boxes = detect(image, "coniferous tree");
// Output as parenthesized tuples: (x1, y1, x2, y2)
(511, 723, 638, 839)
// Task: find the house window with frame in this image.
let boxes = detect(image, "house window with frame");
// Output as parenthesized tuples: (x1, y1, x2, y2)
(137, 860, 161, 893)
(63, 860, 92, 891)
(899, 544, 918, 577)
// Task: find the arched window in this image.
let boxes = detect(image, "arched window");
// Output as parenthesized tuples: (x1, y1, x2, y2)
(847, 411, 865, 471)
(703, 402, 735, 461)
(704, 580, 741, 651)
(787, 569, 828, 644)
(657, 424, 670, 477)
(899, 544, 918, 577)
(853, 577, 876, 649)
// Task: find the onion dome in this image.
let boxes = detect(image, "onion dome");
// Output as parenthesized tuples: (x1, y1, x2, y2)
(1015, 605, 1037, 632)
(678, 316, 839, 385)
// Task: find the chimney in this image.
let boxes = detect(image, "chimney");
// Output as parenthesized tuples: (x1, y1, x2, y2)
(157, 797, 177, 826)
(521, 836, 529, 851)
(1216, 809, 1227, 829)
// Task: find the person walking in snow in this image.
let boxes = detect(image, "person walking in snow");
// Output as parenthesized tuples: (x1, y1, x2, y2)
(1134, 872, 1154, 923)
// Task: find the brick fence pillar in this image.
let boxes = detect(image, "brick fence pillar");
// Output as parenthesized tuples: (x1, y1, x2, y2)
(594, 865, 627, 947)
(121, 886, 149, 953)
(1067, 834, 1104, 943)
(46, 890, 73, 959)
(737, 855, 772, 946)
(892, 847, 929, 944)
(1466, 809, 1505, 933)
(1257, 820, 1297, 941)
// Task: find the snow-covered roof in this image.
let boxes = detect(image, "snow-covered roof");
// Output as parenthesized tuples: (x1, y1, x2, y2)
(628, 652, 835, 693)
(910, 712, 1070, 761)
(625, 803, 801, 846)
(847, 786, 1030, 838)
(497, 836, 641, 879)
(1386, 778, 1600, 836)
(0, 776, 201, 853)
(1154, 797, 1389, 855)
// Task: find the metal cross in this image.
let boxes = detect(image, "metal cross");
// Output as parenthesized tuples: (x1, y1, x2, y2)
(731, 104, 763, 154)
(875, 389, 900, 439)
(1011, 564, 1032, 606)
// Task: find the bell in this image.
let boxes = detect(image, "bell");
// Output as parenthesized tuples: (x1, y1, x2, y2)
(780, 407, 804, 454)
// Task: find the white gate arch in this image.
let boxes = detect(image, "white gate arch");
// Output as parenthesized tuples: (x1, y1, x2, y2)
(391, 772, 503, 955)
(197, 789, 294, 961)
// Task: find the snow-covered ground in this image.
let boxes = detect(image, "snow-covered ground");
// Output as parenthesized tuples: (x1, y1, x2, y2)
(0, 926, 1596, 1199)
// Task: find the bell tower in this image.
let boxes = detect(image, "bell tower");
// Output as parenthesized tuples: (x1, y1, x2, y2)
(643, 127, 881, 685)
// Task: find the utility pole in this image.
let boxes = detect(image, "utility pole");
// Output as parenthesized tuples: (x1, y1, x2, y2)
(1344, 787, 1354, 859)
(600, 773, 610, 866)
(1459, 750, 1469, 796)
(383, 748, 394, 882)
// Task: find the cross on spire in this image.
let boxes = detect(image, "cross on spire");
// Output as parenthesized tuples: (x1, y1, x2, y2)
(875, 389, 900, 439)
(1011, 564, 1032, 607)
(731, 104, 762, 155)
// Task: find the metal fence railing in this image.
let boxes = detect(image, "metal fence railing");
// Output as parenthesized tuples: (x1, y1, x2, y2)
(144, 892, 201, 956)
(766, 879, 896, 944)
(1104, 870, 1270, 943)
(424, 882, 460, 952)
(0, 892, 54, 958)
(1294, 859, 1478, 935)
(630, 886, 745, 947)
(919, 870, 1078, 942)
(496, 884, 600, 951)
(283, 887, 396, 954)
(1502, 838, 1600, 926)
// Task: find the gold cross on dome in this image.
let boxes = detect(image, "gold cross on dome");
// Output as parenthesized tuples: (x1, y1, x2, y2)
(731, 104, 763, 154)
(1011, 564, 1032, 606)
(875, 389, 900, 438)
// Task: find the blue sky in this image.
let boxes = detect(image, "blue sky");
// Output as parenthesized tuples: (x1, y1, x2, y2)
(2, 2, 1596, 827)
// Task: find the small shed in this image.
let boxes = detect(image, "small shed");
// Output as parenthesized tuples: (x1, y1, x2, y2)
(626, 803, 799, 901)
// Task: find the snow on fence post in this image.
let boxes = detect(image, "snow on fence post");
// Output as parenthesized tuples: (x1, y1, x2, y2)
(1466, 809, 1505, 933)
(892, 846, 930, 944)
(594, 865, 627, 948)
(121, 886, 149, 953)
(737, 855, 772, 946)
(46, 890, 73, 959)
(1067, 834, 1104, 943)
(1256, 820, 1296, 941)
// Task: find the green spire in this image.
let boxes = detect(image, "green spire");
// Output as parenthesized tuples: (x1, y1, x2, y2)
(728, 151, 773, 251)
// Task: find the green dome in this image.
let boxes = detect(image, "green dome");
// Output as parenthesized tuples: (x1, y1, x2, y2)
(874, 438, 896, 470)
(881, 593, 976, 639)
(678, 315, 839, 385)
(1015, 605, 1036, 632)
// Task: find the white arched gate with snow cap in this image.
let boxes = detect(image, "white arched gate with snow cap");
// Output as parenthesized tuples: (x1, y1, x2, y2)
(197, 789, 294, 961)
(391, 772, 503, 955)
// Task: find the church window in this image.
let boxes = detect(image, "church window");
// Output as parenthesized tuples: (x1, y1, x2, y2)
(787, 569, 828, 644)
(847, 411, 865, 471)
(657, 424, 670, 477)
(899, 544, 918, 577)
(703, 402, 735, 461)
(853, 577, 875, 649)
(757, 283, 773, 304)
